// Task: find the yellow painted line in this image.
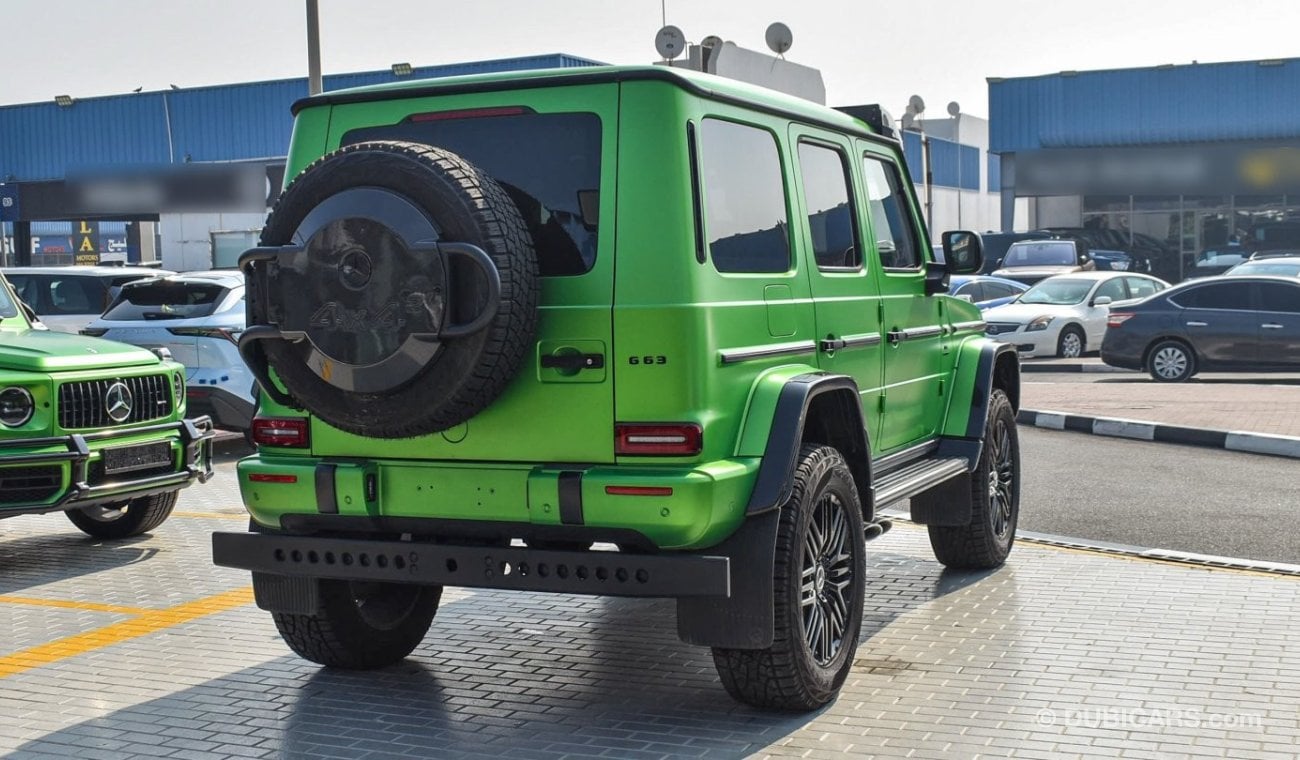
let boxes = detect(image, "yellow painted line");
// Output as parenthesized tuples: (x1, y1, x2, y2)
(172, 511, 247, 520)
(0, 587, 253, 679)
(0, 595, 150, 615)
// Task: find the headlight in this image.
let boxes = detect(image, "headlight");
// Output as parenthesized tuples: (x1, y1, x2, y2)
(1026, 316, 1055, 332)
(0, 387, 34, 427)
(173, 373, 186, 409)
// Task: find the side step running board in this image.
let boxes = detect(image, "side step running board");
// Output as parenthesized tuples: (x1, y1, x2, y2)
(872, 457, 968, 509)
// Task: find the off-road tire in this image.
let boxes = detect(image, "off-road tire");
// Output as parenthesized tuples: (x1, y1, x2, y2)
(1147, 339, 1195, 383)
(258, 140, 539, 439)
(712, 445, 866, 711)
(929, 390, 1019, 568)
(1056, 325, 1085, 358)
(270, 579, 441, 669)
(65, 491, 178, 539)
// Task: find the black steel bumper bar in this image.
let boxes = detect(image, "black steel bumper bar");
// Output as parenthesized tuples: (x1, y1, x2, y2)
(212, 531, 732, 599)
(0, 416, 215, 513)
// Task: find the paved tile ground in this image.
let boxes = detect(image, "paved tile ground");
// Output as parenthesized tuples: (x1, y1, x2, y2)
(1021, 365, 1300, 438)
(1, 462, 1298, 759)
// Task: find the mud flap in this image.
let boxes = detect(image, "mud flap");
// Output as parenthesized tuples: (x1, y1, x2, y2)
(676, 509, 780, 649)
(908, 473, 973, 526)
(252, 572, 320, 615)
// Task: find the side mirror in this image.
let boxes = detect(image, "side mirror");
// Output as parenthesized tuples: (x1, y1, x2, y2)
(1092, 296, 1113, 306)
(955, 294, 974, 303)
(941, 230, 983, 275)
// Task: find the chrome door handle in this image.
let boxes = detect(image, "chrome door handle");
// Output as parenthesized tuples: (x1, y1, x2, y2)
(1262, 323, 1284, 330)
(1186, 321, 1208, 327)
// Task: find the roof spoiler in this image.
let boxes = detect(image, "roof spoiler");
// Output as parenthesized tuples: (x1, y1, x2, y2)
(834, 105, 897, 139)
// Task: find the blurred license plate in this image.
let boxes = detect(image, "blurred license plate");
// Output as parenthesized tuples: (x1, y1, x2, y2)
(102, 442, 172, 474)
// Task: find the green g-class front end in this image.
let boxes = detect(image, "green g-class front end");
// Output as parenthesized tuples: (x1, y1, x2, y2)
(214, 65, 1021, 711)
(0, 274, 214, 537)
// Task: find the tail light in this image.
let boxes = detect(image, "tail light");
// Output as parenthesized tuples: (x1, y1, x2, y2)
(615, 423, 702, 456)
(167, 327, 242, 343)
(249, 473, 299, 484)
(1107, 312, 1136, 328)
(251, 417, 310, 448)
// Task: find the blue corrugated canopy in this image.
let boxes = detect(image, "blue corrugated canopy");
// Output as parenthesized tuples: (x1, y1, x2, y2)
(0, 54, 600, 181)
(989, 57, 1300, 153)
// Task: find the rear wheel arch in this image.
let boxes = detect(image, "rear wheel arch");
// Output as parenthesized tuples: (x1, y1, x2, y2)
(1142, 335, 1196, 368)
(743, 374, 871, 519)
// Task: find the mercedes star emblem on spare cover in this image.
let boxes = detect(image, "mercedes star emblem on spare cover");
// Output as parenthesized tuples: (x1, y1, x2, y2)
(104, 381, 134, 423)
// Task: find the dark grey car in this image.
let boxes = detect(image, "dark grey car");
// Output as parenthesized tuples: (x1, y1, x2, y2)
(1100, 276, 1300, 381)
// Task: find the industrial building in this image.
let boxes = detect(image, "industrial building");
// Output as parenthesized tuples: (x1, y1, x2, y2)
(990, 56, 1300, 277)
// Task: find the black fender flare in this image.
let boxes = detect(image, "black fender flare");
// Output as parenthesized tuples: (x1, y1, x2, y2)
(744, 373, 871, 517)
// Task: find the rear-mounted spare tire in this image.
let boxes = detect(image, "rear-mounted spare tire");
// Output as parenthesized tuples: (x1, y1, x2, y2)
(254, 140, 539, 439)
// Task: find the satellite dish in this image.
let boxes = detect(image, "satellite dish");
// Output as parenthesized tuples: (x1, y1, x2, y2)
(655, 25, 686, 60)
(765, 22, 793, 56)
(701, 35, 724, 50)
(947, 101, 961, 117)
(908, 94, 926, 114)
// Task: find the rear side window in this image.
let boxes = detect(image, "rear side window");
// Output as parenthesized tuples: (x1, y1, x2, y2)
(797, 142, 860, 269)
(1174, 283, 1252, 310)
(1125, 277, 1162, 299)
(699, 119, 790, 274)
(343, 111, 601, 277)
(1260, 283, 1300, 313)
(861, 157, 921, 269)
(103, 280, 230, 320)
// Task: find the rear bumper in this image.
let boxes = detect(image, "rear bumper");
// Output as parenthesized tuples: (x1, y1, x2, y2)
(0, 417, 215, 516)
(238, 454, 759, 551)
(212, 531, 730, 599)
(1099, 331, 1147, 370)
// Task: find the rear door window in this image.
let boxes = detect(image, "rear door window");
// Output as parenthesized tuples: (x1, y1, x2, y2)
(103, 280, 230, 320)
(1175, 283, 1253, 310)
(343, 111, 602, 277)
(698, 119, 791, 274)
(797, 142, 860, 270)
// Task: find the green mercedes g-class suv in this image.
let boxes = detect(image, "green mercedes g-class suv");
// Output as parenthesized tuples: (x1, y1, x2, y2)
(213, 65, 1021, 711)
(0, 273, 214, 538)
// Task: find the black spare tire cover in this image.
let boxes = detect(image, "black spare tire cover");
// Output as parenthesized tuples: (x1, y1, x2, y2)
(256, 140, 539, 439)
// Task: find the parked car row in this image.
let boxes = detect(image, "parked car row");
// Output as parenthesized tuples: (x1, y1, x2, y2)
(979, 272, 1168, 358)
(3, 266, 254, 436)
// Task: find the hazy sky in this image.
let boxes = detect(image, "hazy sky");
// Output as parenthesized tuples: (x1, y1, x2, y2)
(3, 0, 1298, 118)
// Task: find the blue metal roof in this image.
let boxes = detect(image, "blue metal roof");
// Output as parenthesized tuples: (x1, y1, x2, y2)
(989, 57, 1300, 153)
(0, 54, 600, 181)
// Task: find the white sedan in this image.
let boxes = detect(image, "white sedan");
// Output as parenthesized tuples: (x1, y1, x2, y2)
(982, 272, 1168, 358)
